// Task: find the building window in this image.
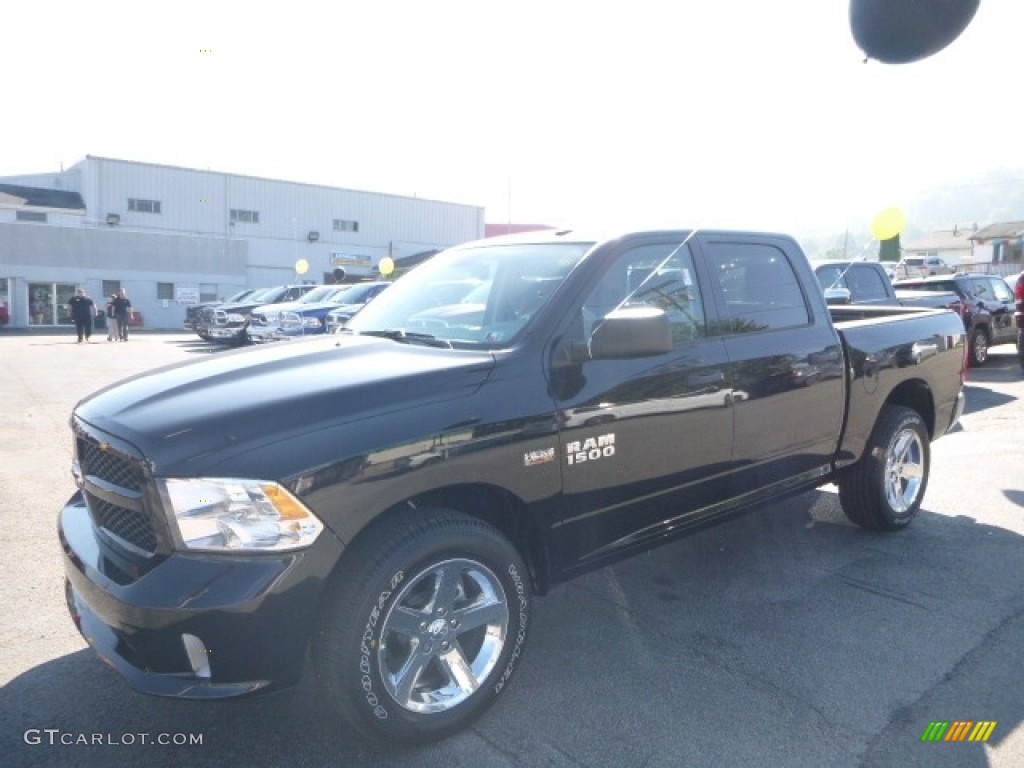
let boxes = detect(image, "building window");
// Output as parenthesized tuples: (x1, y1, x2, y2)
(102, 280, 122, 298)
(333, 219, 359, 233)
(230, 209, 260, 224)
(128, 198, 162, 214)
(16, 211, 48, 223)
(157, 282, 175, 300)
(199, 283, 218, 302)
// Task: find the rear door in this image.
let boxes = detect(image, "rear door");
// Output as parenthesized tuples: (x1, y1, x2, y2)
(698, 234, 846, 489)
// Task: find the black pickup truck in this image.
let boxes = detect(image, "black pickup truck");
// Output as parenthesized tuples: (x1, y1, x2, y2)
(59, 229, 966, 745)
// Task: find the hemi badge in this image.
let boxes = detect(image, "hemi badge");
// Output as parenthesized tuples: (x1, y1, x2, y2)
(524, 448, 555, 467)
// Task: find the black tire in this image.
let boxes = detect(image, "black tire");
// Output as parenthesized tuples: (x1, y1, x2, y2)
(837, 405, 929, 531)
(313, 507, 530, 745)
(968, 327, 989, 366)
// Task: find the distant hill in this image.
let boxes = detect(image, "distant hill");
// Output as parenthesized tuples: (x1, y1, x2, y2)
(800, 167, 1024, 261)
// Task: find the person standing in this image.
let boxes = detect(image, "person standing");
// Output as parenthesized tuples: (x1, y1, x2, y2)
(67, 287, 97, 343)
(112, 288, 132, 341)
(105, 293, 120, 341)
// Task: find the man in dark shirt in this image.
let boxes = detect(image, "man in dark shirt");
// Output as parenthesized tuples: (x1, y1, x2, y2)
(112, 289, 132, 341)
(67, 288, 97, 343)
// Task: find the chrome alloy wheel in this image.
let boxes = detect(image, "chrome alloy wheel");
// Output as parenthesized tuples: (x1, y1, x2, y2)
(884, 426, 925, 513)
(379, 558, 509, 713)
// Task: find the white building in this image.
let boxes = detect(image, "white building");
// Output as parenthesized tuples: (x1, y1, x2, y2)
(902, 223, 1024, 276)
(0, 156, 484, 329)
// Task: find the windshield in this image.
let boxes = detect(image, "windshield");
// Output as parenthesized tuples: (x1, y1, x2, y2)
(347, 242, 592, 347)
(238, 287, 275, 303)
(296, 285, 343, 304)
(337, 283, 384, 304)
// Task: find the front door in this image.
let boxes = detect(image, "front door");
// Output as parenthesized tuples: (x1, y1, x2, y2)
(548, 236, 734, 573)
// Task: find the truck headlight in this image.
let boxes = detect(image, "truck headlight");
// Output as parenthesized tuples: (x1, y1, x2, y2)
(158, 478, 323, 552)
(224, 313, 246, 323)
(301, 317, 322, 329)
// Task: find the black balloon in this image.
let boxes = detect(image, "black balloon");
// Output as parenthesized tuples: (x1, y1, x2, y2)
(850, 0, 981, 64)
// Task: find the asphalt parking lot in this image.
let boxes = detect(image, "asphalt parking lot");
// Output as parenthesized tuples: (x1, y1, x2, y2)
(1, 331, 1022, 767)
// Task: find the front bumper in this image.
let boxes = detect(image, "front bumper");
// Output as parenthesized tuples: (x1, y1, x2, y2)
(246, 326, 281, 344)
(59, 491, 343, 699)
(206, 325, 247, 342)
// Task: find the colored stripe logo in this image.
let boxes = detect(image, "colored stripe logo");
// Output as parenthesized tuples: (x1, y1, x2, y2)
(921, 721, 997, 742)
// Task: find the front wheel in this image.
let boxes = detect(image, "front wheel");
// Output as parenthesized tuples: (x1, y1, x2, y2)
(313, 507, 530, 745)
(838, 405, 930, 531)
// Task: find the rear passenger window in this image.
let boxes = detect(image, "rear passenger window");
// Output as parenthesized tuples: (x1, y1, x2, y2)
(705, 242, 810, 332)
(846, 266, 890, 302)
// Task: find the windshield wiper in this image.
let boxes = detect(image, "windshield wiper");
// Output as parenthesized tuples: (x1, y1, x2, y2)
(360, 329, 454, 348)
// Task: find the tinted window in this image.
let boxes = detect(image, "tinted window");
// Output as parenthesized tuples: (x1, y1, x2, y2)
(845, 265, 890, 301)
(581, 242, 706, 345)
(899, 280, 957, 293)
(706, 243, 810, 332)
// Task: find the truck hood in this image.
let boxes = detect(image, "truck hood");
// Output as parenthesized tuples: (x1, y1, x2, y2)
(74, 335, 495, 475)
(286, 301, 345, 316)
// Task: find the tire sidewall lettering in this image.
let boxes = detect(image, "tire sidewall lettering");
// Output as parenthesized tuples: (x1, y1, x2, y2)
(494, 562, 529, 695)
(357, 570, 404, 720)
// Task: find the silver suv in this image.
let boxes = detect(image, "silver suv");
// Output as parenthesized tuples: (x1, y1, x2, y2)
(894, 255, 956, 279)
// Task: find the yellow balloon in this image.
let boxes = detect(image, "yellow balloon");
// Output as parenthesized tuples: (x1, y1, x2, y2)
(870, 207, 907, 241)
(295, 258, 309, 275)
(378, 257, 395, 276)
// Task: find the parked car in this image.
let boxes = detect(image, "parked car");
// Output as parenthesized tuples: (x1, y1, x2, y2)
(319, 281, 391, 333)
(183, 288, 256, 339)
(247, 285, 353, 343)
(197, 284, 320, 345)
(893, 273, 1016, 365)
(60, 228, 966, 744)
(892, 255, 956, 279)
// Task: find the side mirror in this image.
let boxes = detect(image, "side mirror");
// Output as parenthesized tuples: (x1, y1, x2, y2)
(563, 306, 673, 364)
(824, 287, 852, 306)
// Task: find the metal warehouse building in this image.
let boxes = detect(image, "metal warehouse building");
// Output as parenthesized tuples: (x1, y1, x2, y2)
(0, 155, 484, 329)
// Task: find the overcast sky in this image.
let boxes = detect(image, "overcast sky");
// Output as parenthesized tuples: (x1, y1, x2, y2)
(4, 1, 1021, 240)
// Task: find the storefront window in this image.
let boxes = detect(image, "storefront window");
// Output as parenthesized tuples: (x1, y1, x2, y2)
(29, 282, 78, 325)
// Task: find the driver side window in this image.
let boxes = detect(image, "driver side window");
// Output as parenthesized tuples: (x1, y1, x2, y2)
(582, 242, 707, 345)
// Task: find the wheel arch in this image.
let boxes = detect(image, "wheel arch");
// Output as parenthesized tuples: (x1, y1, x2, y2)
(885, 379, 936, 438)
(338, 482, 553, 596)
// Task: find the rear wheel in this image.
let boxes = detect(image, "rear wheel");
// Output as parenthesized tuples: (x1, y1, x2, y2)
(313, 507, 530, 745)
(838, 405, 929, 531)
(968, 327, 989, 366)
